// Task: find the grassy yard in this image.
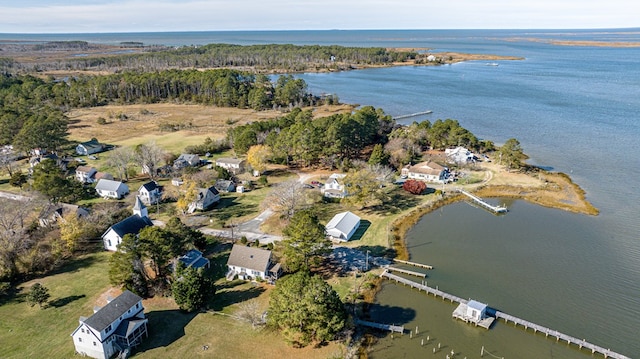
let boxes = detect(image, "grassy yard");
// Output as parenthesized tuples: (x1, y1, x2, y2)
(0, 247, 344, 359)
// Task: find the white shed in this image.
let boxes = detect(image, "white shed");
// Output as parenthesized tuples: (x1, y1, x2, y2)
(466, 300, 487, 322)
(325, 211, 361, 241)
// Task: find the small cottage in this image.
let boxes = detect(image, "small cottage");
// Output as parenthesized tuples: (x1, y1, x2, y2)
(76, 139, 106, 156)
(70, 290, 148, 359)
(177, 249, 210, 270)
(95, 179, 129, 199)
(325, 211, 361, 242)
(214, 179, 236, 193)
(226, 244, 281, 282)
(445, 146, 475, 165)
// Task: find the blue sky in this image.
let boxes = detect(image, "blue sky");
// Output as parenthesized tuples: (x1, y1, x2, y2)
(0, 0, 637, 33)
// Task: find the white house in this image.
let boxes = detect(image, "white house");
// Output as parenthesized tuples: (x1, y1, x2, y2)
(445, 146, 475, 165)
(137, 181, 162, 205)
(322, 173, 347, 198)
(188, 186, 220, 213)
(95, 179, 129, 199)
(215, 158, 246, 174)
(177, 249, 210, 270)
(173, 153, 200, 169)
(70, 290, 148, 359)
(76, 139, 106, 156)
(76, 166, 98, 183)
(102, 197, 153, 251)
(226, 244, 281, 282)
(325, 211, 361, 242)
(401, 161, 447, 183)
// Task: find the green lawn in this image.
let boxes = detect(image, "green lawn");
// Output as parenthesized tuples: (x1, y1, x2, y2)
(0, 252, 112, 359)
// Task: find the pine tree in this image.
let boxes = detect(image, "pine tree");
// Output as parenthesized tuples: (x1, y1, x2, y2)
(26, 283, 50, 309)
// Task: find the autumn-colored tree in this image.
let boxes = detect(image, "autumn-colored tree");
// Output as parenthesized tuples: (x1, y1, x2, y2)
(402, 179, 427, 194)
(246, 144, 272, 175)
(176, 181, 199, 215)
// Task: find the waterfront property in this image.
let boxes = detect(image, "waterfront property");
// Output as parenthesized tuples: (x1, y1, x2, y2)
(401, 161, 447, 183)
(70, 290, 148, 359)
(325, 211, 361, 241)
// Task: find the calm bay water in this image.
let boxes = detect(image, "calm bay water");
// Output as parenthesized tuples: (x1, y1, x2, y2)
(2, 29, 638, 357)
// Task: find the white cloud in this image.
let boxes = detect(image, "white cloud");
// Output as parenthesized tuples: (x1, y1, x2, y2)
(0, 0, 637, 33)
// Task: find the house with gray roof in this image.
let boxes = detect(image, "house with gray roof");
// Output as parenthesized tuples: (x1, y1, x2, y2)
(187, 186, 220, 213)
(325, 211, 361, 241)
(76, 139, 106, 156)
(95, 179, 129, 199)
(401, 161, 448, 183)
(214, 179, 236, 193)
(76, 166, 98, 183)
(102, 197, 153, 251)
(226, 244, 281, 282)
(173, 153, 200, 169)
(71, 290, 148, 359)
(215, 157, 246, 174)
(177, 249, 210, 270)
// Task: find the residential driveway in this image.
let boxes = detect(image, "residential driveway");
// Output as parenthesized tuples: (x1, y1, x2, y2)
(198, 227, 282, 245)
(0, 191, 31, 202)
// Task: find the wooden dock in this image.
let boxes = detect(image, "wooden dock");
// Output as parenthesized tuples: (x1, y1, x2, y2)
(393, 110, 433, 120)
(494, 311, 631, 359)
(380, 271, 631, 359)
(385, 266, 427, 278)
(355, 319, 404, 333)
(392, 258, 433, 269)
(457, 189, 507, 213)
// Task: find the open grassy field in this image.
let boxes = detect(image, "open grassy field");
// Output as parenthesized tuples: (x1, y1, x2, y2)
(0, 248, 343, 359)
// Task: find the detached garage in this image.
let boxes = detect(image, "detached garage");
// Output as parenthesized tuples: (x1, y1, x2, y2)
(326, 211, 361, 242)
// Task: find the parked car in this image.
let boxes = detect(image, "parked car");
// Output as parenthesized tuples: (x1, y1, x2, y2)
(302, 184, 314, 189)
(311, 180, 322, 186)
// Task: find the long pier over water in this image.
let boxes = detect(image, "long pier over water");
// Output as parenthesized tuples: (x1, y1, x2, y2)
(380, 270, 630, 359)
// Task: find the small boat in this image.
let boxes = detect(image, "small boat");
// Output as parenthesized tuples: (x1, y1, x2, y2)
(486, 62, 499, 66)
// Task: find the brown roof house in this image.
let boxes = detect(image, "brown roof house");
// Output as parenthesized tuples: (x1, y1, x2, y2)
(226, 244, 281, 282)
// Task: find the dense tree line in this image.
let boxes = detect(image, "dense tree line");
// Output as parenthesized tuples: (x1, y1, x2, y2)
(1, 43, 418, 74)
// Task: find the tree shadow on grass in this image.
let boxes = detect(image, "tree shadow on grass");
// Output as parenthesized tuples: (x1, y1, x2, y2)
(44, 254, 99, 277)
(353, 244, 395, 258)
(135, 309, 198, 353)
(210, 285, 265, 311)
(363, 191, 422, 216)
(49, 294, 86, 308)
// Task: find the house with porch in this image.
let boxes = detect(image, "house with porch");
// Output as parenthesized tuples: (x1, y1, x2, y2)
(95, 179, 129, 199)
(76, 139, 106, 156)
(226, 244, 281, 282)
(401, 161, 448, 183)
(137, 181, 162, 205)
(70, 290, 148, 359)
(187, 186, 220, 213)
(215, 157, 246, 174)
(322, 173, 347, 198)
(325, 211, 361, 242)
(102, 197, 153, 251)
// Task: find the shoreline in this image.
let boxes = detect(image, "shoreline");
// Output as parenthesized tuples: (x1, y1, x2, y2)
(388, 165, 598, 261)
